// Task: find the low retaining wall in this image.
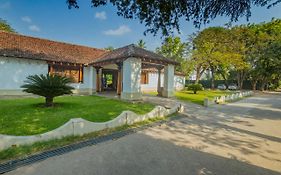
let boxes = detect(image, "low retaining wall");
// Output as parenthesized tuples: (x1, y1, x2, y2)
(0, 104, 183, 151)
(204, 91, 254, 107)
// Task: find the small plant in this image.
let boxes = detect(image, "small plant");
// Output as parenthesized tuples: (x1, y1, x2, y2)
(187, 83, 203, 94)
(21, 74, 74, 107)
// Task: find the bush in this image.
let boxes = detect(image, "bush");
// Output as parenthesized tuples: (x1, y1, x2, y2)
(187, 83, 203, 94)
(21, 74, 74, 107)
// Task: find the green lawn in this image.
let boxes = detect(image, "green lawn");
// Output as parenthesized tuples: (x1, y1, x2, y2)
(175, 90, 233, 105)
(144, 90, 233, 105)
(0, 96, 154, 136)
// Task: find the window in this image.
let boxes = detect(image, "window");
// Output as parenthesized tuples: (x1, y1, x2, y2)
(48, 64, 83, 83)
(141, 72, 149, 84)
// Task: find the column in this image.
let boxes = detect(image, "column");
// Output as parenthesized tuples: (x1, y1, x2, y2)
(116, 63, 123, 95)
(157, 66, 162, 96)
(163, 64, 175, 98)
(95, 67, 101, 92)
(121, 57, 142, 101)
(88, 66, 94, 95)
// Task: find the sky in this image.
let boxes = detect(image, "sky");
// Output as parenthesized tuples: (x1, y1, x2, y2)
(0, 0, 281, 51)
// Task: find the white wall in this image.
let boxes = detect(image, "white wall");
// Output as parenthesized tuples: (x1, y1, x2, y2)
(141, 72, 185, 92)
(0, 57, 48, 94)
(70, 66, 96, 94)
(174, 75, 185, 90)
(0, 57, 95, 95)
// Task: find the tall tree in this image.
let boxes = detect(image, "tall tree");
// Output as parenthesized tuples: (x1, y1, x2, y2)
(67, 0, 280, 36)
(193, 27, 230, 89)
(0, 18, 15, 33)
(137, 39, 146, 49)
(246, 19, 281, 90)
(156, 37, 188, 73)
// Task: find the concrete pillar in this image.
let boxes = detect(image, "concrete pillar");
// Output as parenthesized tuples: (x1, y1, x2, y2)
(121, 57, 142, 101)
(88, 66, 94, 95)
(117, 63, 123, 95)
(163, 64, 174, 98)
(157, 67, 162, 96)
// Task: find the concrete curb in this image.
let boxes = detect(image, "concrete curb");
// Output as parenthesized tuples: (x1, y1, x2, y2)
(0, 104, 183, 151)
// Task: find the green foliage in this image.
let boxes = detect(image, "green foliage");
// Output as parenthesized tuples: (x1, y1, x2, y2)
(187, 84, 203, 94)
(0, 18, 15, 33)
(67, 0, 280, 36)
(137, 39, 146, 49)
(21, 74, 74, 107)
(104, 46, 114, 51)
(156, 37, 189, 73)
(191, 19, 281, 90)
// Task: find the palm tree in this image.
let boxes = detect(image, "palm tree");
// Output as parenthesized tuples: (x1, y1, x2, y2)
(137, 39, 146, 49)
(21, 74, 74, 107)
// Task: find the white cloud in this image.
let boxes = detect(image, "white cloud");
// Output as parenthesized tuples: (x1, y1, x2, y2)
(0, 2, 11, 9)
(103, 25, 131, 36)
(21, 16, 32, 23)
(95, 11, 107, 20)
(29, 25, 40, 32)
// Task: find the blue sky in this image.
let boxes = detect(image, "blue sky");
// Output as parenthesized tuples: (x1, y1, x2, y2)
(1, 0, 281, 50)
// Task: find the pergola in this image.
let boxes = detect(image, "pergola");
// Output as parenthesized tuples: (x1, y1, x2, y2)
(90, 44, 179, 101)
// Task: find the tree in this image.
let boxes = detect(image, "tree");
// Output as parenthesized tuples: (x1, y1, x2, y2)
(187, 84, 203, 94)
(104, 46, 114, 51)
(136, 39, 146, 49)
(0, 18, 15, 33)
(156, 37, 188, 72)
(21, 74, 74, 107)
(192, 27, 235, 89)
(246, 19, 281, 90)
(67, 0, 280, 36)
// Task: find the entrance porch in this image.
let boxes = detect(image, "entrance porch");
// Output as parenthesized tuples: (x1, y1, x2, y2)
(91, 44, 179, 101)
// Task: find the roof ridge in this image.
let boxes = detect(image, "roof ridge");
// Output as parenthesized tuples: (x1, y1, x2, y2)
(0, 30, 106, 52)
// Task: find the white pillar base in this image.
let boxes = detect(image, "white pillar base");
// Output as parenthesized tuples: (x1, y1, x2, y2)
(121, 92, 142, 101)
(163, 64, 175, 98)
(162, 90, 174, 98)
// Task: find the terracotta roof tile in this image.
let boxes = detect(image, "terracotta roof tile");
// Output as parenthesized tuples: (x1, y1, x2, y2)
(0, 31, 107, 64)
(91, 44, 179, 65)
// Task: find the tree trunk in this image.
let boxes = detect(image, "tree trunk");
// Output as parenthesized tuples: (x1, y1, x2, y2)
(260, 80, 267, 91)
(251, 79, 257, 91)
(210, 67, 215, 90)
(45, 97, 54, 107)
(195, 65, 205, 84)
(237, 70, 246, 90)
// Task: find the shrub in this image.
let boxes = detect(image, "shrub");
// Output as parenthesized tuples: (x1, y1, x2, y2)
(21, 74, 74, 107)
(187, 83, 203, 94)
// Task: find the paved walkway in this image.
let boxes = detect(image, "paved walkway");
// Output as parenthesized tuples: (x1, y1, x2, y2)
(7, 93, 281, 175)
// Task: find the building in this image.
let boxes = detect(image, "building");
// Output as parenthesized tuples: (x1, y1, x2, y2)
(0, 31, 185, 100)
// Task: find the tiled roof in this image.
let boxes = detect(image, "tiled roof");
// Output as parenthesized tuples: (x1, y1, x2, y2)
(0, 31, 107, 64)
(91, 44, 179, 65)
(0, 31, 178, 66)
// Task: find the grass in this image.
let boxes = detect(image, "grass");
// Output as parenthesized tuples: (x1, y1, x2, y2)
(0, 95, 154, 136)
(143, 90, 233, 105)
(0, 115, 173, 163)
(175, 90, 233, 105)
